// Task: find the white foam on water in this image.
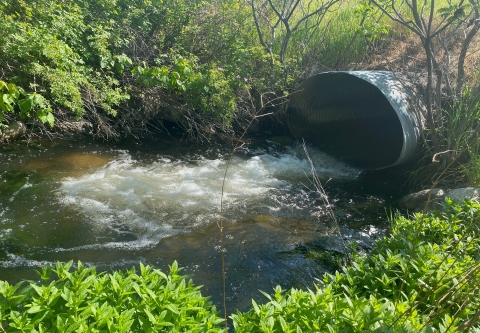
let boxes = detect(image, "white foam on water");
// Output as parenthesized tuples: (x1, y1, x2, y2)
(0, 253, 52, 268)
(57, 146, 360, 250)
(0, 254, 141, 272)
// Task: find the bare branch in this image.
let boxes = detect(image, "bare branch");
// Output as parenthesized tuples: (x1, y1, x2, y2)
(412, 0, 428, 35)
(251, 0, 269, 50)
(457, 0, 480, 92)
(250, 0, 339, 67)
(370, 0, 424, 36)
(292, 0, 339, 33)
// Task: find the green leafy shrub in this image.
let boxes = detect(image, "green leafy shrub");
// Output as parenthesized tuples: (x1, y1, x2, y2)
(0, 261, 224, 332)
(232, 200, 480, 332)
(0, 80, 54, 127)
(132, 54, 244, 125)
(232, 285, 428, 332)
(0, 0, 258, 136)
(0, 0, 131, 124)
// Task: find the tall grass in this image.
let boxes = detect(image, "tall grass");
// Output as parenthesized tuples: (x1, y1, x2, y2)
(286, 0, 393, 70)
(316, 2, 385, 68)
(463, 147, 480, 186)
(411, 88, 480, 188)
(249, 0, 393, 82)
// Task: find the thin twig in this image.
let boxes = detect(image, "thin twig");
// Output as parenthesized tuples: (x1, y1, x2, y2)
(432, 149, 456, 162)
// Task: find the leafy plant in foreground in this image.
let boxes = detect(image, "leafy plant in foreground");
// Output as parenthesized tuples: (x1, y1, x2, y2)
(0, 261, 224, 332)
(232, 200, 480, 332)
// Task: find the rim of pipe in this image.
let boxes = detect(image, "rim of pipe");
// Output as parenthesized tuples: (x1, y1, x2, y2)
(287, 71, 425, 169)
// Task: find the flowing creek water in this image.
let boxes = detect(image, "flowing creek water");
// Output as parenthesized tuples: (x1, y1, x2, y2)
(0, 135, 403, 311)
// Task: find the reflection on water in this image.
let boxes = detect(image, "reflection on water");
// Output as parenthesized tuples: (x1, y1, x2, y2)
(0, 137, 398, 310)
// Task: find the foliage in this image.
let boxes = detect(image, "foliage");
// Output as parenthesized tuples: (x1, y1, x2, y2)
(329, 199, 480, 329)
(0, 80, 54, 127)
(0, 0, 256, 137)
(0, 0, 401, 139)
(232, 200, 480, 332)
(132, 55, 245, 124)
(232, 285, 426, 332)
(411, 88, 480, 188)
(0, 261, 224, 332)
(0, 0, 130, 123)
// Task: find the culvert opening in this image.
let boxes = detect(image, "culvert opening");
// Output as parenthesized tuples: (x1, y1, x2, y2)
(286, 72, 418, 169)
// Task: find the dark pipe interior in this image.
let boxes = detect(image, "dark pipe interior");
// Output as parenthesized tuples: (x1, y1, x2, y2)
(287, 73, 404, 168)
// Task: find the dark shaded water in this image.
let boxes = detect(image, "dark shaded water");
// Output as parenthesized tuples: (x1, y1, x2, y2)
(0, 136, 403, 311)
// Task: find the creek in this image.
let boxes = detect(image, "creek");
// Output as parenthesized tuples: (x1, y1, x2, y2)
(0, 135, 403, 311)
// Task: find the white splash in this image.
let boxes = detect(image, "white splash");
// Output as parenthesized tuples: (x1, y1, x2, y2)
(57, 146, 360, 250)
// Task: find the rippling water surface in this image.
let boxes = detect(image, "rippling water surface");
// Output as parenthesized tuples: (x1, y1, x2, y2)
(0, 136, 401, 310)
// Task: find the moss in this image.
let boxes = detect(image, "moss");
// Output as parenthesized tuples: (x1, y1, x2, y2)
(0, 170, 42, 195)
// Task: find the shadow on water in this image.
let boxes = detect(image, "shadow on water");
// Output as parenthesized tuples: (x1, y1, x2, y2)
(0, 135, 408, 312)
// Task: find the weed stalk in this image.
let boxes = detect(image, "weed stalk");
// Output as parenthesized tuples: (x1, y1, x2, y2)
(217, 91, 287, 329)
(302, 141, 351, 265)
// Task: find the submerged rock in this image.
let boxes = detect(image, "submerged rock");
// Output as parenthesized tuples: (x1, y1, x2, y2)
(0, 170, 43, 196)
(25, 153, 109, 177)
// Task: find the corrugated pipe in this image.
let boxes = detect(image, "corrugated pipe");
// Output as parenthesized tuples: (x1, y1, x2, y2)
(286, 71, 424, 169)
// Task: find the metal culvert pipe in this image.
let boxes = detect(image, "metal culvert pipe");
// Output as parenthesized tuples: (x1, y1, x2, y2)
(286, 71, 424, 169)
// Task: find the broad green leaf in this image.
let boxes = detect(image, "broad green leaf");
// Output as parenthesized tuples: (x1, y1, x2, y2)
(3, 93, 16, 106)
(114, 61, 124, 73)
(26, 305, 44, 314)
(46, 112, 55, 127)
(19, 98, 33, 113)
(6, 83, 17, 94)
(32, 94, 44, 107)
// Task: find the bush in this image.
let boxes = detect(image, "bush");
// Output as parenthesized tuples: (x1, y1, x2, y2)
(232, 200, 480, 332)
(0, 80, 54, 127)
(0, 0, 253, 137)
(0, 261, 224, 332)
